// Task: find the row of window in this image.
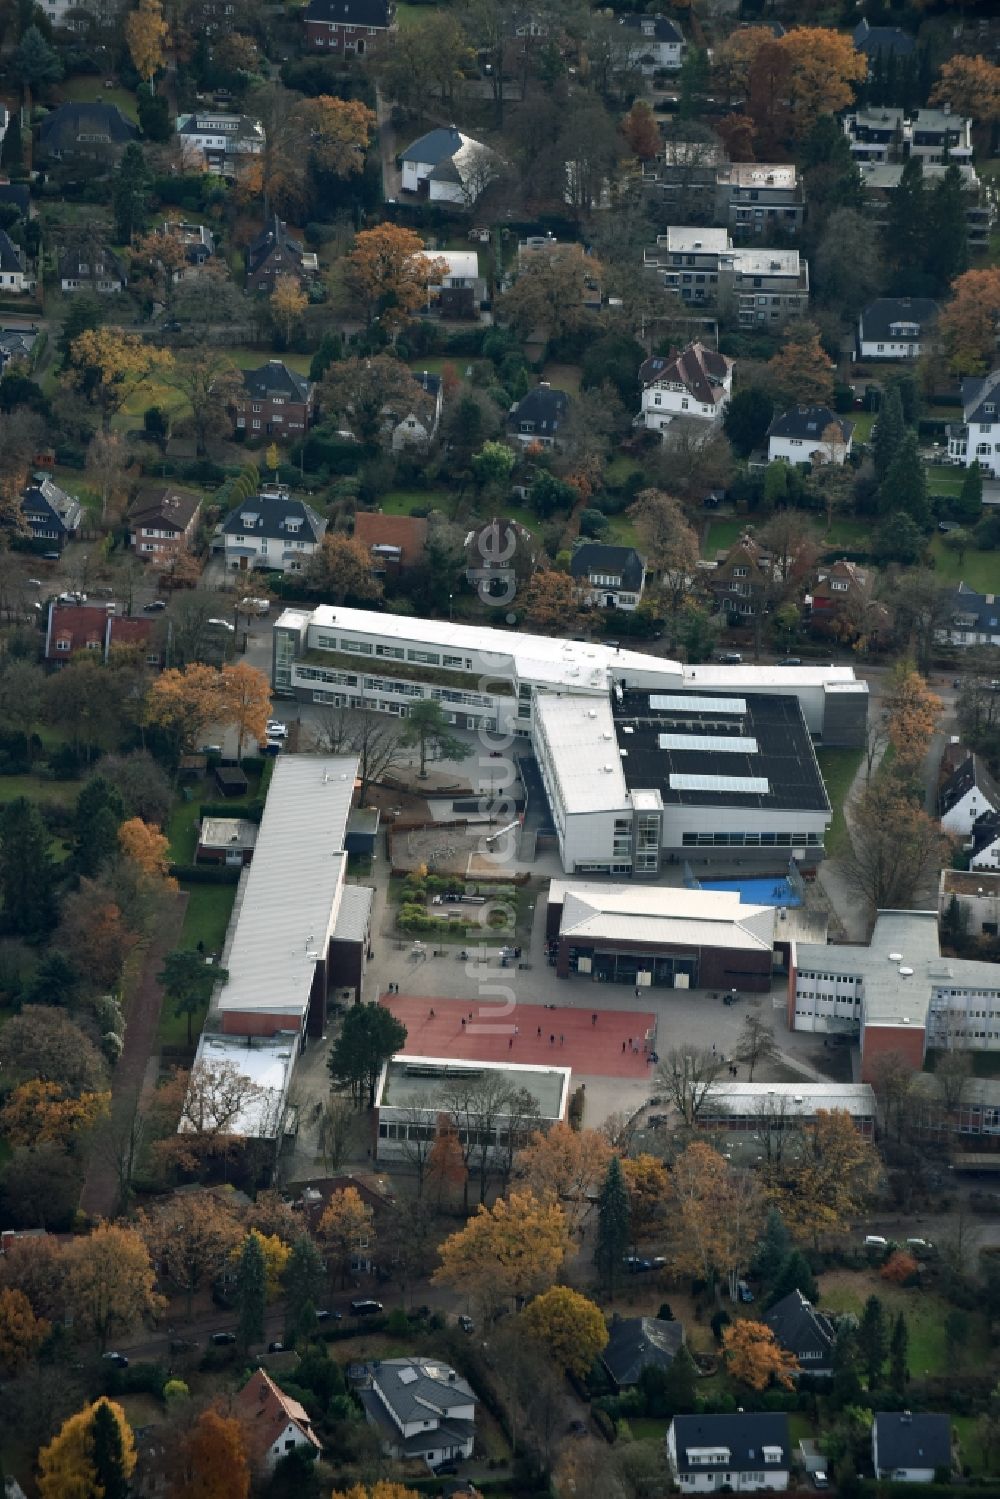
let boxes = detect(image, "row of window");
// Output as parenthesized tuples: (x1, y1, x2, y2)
(681, 831, 822, 847)
(323, 637, 470, 670)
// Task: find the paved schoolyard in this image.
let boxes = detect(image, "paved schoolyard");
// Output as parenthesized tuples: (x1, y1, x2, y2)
(379, 993, 657, 1078)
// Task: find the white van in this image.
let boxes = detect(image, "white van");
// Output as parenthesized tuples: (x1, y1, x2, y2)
(864, 1234, 889, 1249)
(240, 596, 270, 616)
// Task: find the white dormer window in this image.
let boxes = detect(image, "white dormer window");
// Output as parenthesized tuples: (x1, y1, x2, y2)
(241, 513, 257, 528)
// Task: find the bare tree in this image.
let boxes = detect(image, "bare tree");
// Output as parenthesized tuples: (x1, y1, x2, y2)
(868, 1050, 916, 1142)
(841, 778, 951, 914)
(317, 1094, 353, 1172)
(440, 1072, 532, 1206)
(735, 1005, 779, 1082)
(392, 1100, 439, 1196)
(655, 1047, 728, 1126)
(600, 1109, 642, 1154)
(91, 1087, 146, 1212)
(935, 1050, 972, 1115)
(751, 1093, 800, 1167)
(308, 707, 407, 806)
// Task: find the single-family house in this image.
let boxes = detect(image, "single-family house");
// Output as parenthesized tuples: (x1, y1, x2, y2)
(235, 1369, 323, 1472)
(767, 406, 853, 466)
(464, 517, 539, 600)
(666, 1412, 791, 1493)
(416, 249, 486, 317)
(37, 103, 138, 163)
(872, 1412, 952, 1483)
(232, 360, 315, 439)
(857, 297, 938, 360)
(360, 1357, 476, 1469)
(20, 474, 81, 548)
(602, 1316, 684, 1391)
(0, 328, 37, 371)
(637, 342, 734, 436)
(853, 19, 915, 72)
(388, 370, 443, 451)
(947, 369, 1000, 477)
(303, 0, 393, 54)
(618, 13, 685, 73)
(128, 485, 203, 559)
(971, 812, 1000, 873)
(809, 559, 887, 644)
(936, 583, 1000, 648)
(570, 543, 646, 611)
(58, 245, 126, 295)
(0, 229, 29, 295)
(763, 1290, 835, 1377)
(245, 215, 318, 295)
(176, 112, 265, 177)
(708, 533, 772, 618)
(162, 221, 215, 275)
(399, 126, 499, 207)
(220, 486, 326, 574)
(939, 753, 1000, 839)
(354, 512, 428, 576)
(45, 605, 161, 668)
(508, 383, 569, 447)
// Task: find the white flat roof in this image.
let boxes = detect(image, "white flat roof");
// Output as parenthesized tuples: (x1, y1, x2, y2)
(682, 665, 863, 690)
(534, 693, 629, 813)
(377, 1054, 570, 1120)
(200, 816, 258, 850)
(418, 249, 479, 279)
(552, 881, 775, 952)
(666, 226, 730, 252)
(732, 249, 802, 274)
(701, 1081, 876, 1117)
(288, 604, 687, 694)
(216, 755, 359, 1018)
(189, 1032, 296, 1138)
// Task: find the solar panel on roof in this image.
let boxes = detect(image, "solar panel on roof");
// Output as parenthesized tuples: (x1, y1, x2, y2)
(669, 773, 769, 793)
(658, 734, 758, 753)
(649, 695, 747, 714)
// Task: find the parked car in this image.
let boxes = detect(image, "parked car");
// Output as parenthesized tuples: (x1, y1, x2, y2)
(42, 551, 61, 560)
(717, 651, 743, 664)
(169, 1338, 197, 1353)
(315, 1309, 342, 1322)
(864, 1235, 889, 1250)
(624, 1256, 653, 1273)
(350, 1299, 383, 1316)
(737, 1280, 754, 1303)
(27, 577, 41, 587)
(265, 720, 288, 739)
(812, 1472, 829, 1491)
(210, 1331, 237, 1345)
(200, 743, 223, 756)
(458, 1314, 474, 1333)
(208, 617, 235, 632)
(778, 657, 802, 666)
(144, 599, 167, 612)
(57, 591, 86, 604)
(261, 740, 283, 756)
(102, 1352, 129, 1368)
(267, 1341, 285, 1353)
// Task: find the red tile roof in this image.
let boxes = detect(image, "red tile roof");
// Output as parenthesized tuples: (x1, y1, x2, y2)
(109, 616, 156, 650)
(639, 341, 733, 407)
(353, 511, 428, 564)
(47, 605, 108, 660)
(235, 1369, 322, 1465)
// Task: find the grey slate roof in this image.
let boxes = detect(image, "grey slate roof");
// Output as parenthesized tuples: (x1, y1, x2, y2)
(620, 13, 684, 42)
(939, 753, 1000, 818)
(763, 1290, 835, 1371)
(948, 581, 1000, 633)
(961, 369, 1000, 425)
(874, 1412, 951, 1473)
(602, 1316, 683, 1388)
(767, 405, 853, 443)
(221, 492, 324, 544)
(371, 1357, 475, 1425)
(570, 543, 645, 594)
(973, 810, 1000, 857)
(399, 126, 466, 167)
(242, 360, 313, 405)
(304, 0, 390, 23)
(0, 184, 29, 218)
(853, 19, 916, 56)
(58, 246, 125, 282)
(0, 229, 24, 275)
(859, 297, 938, 344)
(247, 215, 305, 275)
(672, 1413, 791, 1474)
(38, 103, 138, 154)
(22, 475, 82, 535)
(508, 384, 569, 435)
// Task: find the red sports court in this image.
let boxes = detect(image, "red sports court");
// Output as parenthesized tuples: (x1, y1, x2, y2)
(379, 994, 656, 1079)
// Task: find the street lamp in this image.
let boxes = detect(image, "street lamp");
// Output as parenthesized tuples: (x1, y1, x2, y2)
(448, 593, 454, 621)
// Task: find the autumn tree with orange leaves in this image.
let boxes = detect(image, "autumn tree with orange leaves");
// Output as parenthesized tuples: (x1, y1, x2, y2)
(332, 1485, 421, 1499)
(621, 100, 660, 160)
(0, 1286, 50, 1371)
(307, 533, 384, 607)
(767, 323, 835, 407)
(119, 817, 175, 884)
(144, 663, 224, 759)
(775, 28, 866, 139)
(433, 1190, 569, 1325)
(713, 25, 773, 103)
(523, 570, 586, 634)
(303, 95, 376, 177)
(172, 1410, 249, 1499)
(723, 1319, 800, 1390)
(38, 1399, 136, 1499)
(881, 663, 942, 777)
(269, 275, 308, 347)
(500, 243, 603, 342)
(516, 1122, 612, 1233)
(318, 1187, 375, 1288)
(65, 329, 172, 432)
(63, 1223, 165, 1350)
(57, 878, 139, 992)
(126, 0, 169, 89)
(220, 662, 271, 759)
(938, 267, 1000, 375)
(346, 223, 447, 332)
(0, 1080, 110, 1150)
(137, 1192, 242, 1319)
(931, 55, 1000, 122)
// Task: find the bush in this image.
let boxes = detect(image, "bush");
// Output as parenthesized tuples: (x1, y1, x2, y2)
(168, 864, 242, 884)
(710, 1309, 731, 1342)
(102, 1361, 169, 1397)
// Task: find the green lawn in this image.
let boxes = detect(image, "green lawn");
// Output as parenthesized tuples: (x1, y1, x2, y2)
(821, 517, 870, 549)
(604, 513, 639, 548)
(605, 455, 642, 489)
(381, 489, 454, 518)
(953, 1414, 990, 1477)
(0, 772, 79, 808)
(928, 537, 999, 591)
(852, 411, 876, 444)
(926, 464, 964, 497)
(166, 799, 201, 864)
(157, 879, 236, 1048)
(819, 1276, 991, 1378)
(816, 745, 864, 859)
(540, 363, 582, 395)
(394, 0, 433, 27)
(703, 518, 745, 557)
(60, 75, 139, 123)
